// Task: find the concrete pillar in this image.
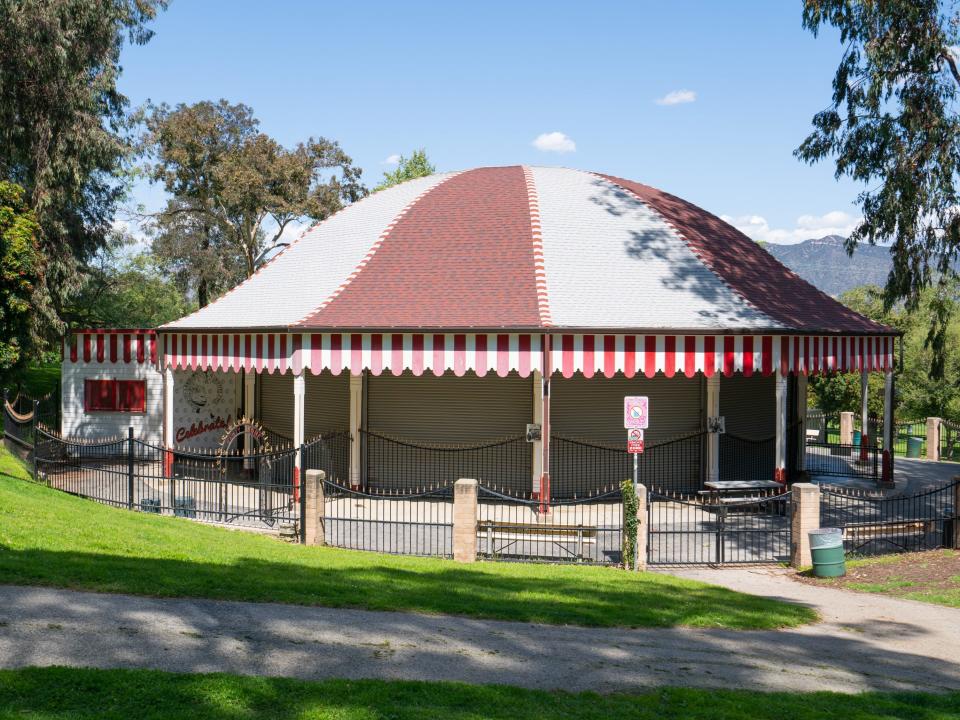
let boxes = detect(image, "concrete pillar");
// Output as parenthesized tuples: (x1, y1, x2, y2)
(293, 372, 305, 497)
(349, 373, 362, 489)
(634, 483, 648, 571)
(303, 469, 326, 545)
(790, 482, 821, 568)
(796, 374, 808, 472)
(840, 412, 854, 446)
(532, 369, 543, 493)
(706, 375, 720, 483)
(774, 369, 788, 483)
(927, 417, 942, 461)
(453, 478, 478, 563)
(882, 369, 894, 484)
(162, 367, 174, 477)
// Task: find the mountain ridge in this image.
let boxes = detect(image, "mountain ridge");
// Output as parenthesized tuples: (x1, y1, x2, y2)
(763, 235, 890, 297)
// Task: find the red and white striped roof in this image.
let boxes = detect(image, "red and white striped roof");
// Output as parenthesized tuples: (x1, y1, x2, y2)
(65, 330, 157, 365)
(163, 165, 892, 336)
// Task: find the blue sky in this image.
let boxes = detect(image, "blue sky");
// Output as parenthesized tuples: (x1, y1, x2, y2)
(119, 1, 859, 245)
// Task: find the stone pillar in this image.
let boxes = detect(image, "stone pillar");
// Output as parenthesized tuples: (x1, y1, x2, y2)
(453, 478, 478, 563)
(349, 373, 362, 489)
(927, 417, 942, 461)
(790, 482, 821, 568)
(840, 412, 854, 446)
(532, 369, 543, 493)
(293, 372, 305, 498)
(162, 366, 175, 477)
(706, 375, 720, 483)
(634, 483, 648, 571)
(303, 469, 326, 545)
(774, 369, 788, 483)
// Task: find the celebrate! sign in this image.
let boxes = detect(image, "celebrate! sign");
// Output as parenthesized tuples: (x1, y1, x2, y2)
(624, 396, 649, 429)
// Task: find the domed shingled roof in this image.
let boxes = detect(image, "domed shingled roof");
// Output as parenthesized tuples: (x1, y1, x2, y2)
(165, 166, 892, 336)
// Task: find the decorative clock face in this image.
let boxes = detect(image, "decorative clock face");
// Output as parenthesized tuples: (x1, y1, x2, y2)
(183, 371, 224, 414)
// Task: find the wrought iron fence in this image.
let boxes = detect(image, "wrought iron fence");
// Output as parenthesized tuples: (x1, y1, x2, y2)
(476, 485, 623, 564)
(550, 432, 705, 496)
(820, 481, 959, 555)
(301, 431, 352, 486)
(805, 441, 879, 482)
(362, 430, 530, 493)
(941, 420, 960, 462)
(891, 420, 926, 457)
(321, 478, 452, 557)
(647, 488, 792, 565)
(718, 433, 775, 482)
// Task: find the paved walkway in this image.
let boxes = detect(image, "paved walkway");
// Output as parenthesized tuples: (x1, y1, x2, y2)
(1, 578, 959, 694)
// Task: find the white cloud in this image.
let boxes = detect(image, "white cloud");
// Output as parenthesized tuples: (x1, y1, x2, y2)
(654, 89, 696, 106)
(383, 154, 401, 165)
(720, 210, 862, 245)
(532, 131, 576, 153)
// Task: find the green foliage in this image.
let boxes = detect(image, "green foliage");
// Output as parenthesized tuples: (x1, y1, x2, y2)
(0, 0, 166, 331)
(797, 1, 960, 377)
(144, 100, 366, 305)
(2, 667, 959, 720)
(0, 460, 816, 629)
(0, 182, 43, 371)
(375, 149, 436, 191)
(621, 479, 638, 570)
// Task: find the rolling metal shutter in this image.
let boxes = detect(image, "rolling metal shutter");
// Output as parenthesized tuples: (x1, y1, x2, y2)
(366, 371, 532, 491)
(550, 374, 704, 492)
(719, 373, 776, 481)
(258, 371, 350, 441)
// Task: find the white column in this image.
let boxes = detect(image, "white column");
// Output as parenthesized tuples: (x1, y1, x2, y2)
(293, 371, 305, 491)
(532, 369, 543, 493)
(883, 369, 894, 484)
(775, 369, 788, 483)
(860, 370, 870, 443)
(243, 371, 256, 470)
(796, 373, 808, 472)
(706, 375, 720, 483)
(349, 372, 363, 488)
(162, 366, 175, 478)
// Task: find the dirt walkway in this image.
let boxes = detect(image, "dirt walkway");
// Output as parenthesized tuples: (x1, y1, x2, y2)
(1, 580, 959, 694)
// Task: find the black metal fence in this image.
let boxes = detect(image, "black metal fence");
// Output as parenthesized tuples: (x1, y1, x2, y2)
(718, 433, 775, 482)
(302, 431, 352, 486)
(941, 420, 960, 462)
(647, 489, 792, 565)
(805, 440, 880, 481)
(476, 485, 623, 564)
(820, 481, 958, 555)
(321, 479, 453, 557)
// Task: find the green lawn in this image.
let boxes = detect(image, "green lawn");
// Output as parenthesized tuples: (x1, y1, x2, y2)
(0, 667, 957, 720)
(0, 447, 816, 629)
(1, 361, 60, 398)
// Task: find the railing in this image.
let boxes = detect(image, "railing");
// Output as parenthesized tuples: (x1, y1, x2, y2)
(476, 485, 623, 564)
(550, 432, 705, 496)
(718, 433, 775, 482)
(892, 420, 926, 457)
(362, 430, 529, 493)
(941, 420, 960, 462)
(321, 478, 452, 557)
(820, 481, 958, 555)
(301, 430, 352, 486)
(805, 440, 880, 481)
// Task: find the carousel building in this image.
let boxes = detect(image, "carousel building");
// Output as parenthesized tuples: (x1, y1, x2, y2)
(144, 165, 897, 495)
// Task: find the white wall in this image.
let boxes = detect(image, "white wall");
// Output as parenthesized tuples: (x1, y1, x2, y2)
(171, 369, 241, 449)
(61, 358, 163, 443)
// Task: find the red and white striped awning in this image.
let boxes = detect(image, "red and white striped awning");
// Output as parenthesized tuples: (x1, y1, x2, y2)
(161, 331, 895, 378)
(65, 330, 157, 365)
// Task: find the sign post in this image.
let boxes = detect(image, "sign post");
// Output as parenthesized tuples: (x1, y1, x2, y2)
(624, 397, 649, 494)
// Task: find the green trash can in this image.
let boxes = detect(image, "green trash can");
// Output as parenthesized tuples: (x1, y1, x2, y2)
(809, 528, 845, 578)
(906, 436, 924, 458)
(852, 430, 862, 447)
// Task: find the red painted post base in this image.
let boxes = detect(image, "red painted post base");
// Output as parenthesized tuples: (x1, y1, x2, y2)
(536, 472, 551, 514)
(881, 449, 893, 486)
(859, 436, 869, 463)
(163, 449, 173, 478)
(774, 467, 787, 485)
(293, 466, 300, 503)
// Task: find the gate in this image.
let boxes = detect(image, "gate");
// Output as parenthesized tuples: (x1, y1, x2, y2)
(647, 489, 792, 565)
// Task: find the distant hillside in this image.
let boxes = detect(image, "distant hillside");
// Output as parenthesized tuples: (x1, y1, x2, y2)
(763, 235, 890, 297)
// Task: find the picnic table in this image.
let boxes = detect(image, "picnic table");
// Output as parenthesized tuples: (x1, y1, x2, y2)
(702, 480, 784, 507)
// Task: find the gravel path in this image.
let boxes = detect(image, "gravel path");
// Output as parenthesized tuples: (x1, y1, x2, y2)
(1, 578, 959, 694)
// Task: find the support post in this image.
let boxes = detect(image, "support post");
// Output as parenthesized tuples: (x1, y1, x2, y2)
(453, 478, 478, 563)
(706, 375, 720, 483)
(635, 483, 647, 571)
(349, 373, 362, 489)
(796, 374, 808, 472)
(774, 369, 788, 483)
(954, 479, 960, 550)
(840, 412, 854, 446)
(31, 398, 39, 480)
(532, 369, 543, 494)
(303, 469, 326, 545)
(927, 417, 942, 461)
(882, 369, 894, 485)
(127, 426, 135, 510)
(540, 335, 552, 504)
(790, 482, 821, 568)
(860, 370, 870, 461)
(292, 372, 305, 502)
(243, 371, 256, 471)
(162, 367, 175, 478)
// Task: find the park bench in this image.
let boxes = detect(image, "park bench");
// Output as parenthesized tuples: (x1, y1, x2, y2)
(477, 520, 597, 561)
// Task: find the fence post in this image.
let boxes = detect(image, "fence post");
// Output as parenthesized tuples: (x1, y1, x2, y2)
(953, 479, 960, 550)
(31, 399, 39, 480)
(303, 469, 326, 545)
(453, 478, 478, 563)
(127, 426, 135, 510)
(790, 483, 821, 568)
(840, 412, 854, 446)
(635, 483, 647, 571)
(927, 418, 942, 461)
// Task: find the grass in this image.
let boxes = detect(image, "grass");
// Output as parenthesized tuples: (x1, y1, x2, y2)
(1, 361, 60, 398)
(0, 667, 958, 719)
(0, 447, 816, 630)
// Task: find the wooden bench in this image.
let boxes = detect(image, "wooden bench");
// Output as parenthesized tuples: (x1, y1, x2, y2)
(477, 520, 598, 561)
(843, 520, 934, 539)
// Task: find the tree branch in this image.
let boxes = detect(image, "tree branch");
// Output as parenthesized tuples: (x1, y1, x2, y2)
(940, 49, 960, 87)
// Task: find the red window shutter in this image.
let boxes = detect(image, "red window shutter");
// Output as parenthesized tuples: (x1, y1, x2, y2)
(84, 379, 118, 411)
(117, 380, 146, 412)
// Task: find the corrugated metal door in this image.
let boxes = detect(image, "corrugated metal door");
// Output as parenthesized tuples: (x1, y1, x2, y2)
(550, 374, 703, 492)
(258, 371, 350, 441)
(366, 371, 532, 491)
(719, 373, 775, 481)
(258, 372, 292, 439)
